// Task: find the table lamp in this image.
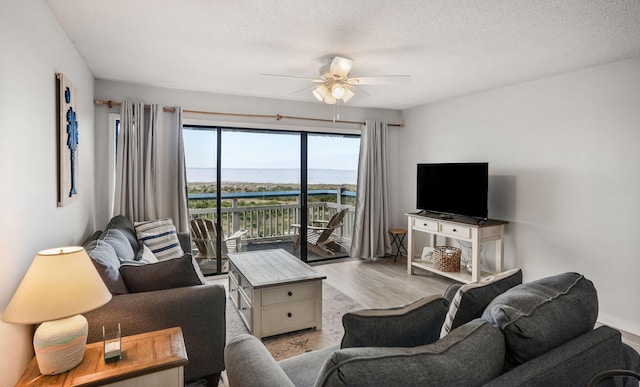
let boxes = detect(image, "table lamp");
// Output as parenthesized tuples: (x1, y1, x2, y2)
(2, 246, 112, 375)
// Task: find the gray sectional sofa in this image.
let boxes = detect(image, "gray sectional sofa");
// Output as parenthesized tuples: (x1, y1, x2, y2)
(81, 215, 226, 384)
(225, 270, 640, 387)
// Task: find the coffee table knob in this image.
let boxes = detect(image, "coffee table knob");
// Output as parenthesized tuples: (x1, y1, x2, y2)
(288, 291, 293, 296)
(287, 313, 292, 318)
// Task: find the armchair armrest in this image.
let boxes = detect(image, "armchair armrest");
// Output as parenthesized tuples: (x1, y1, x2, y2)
(225, 334, 295, 387)
(484, 326, 634, 387)
(341, 295, 449, 348)
(84, 283, 226, 381)
(224, 229, 247, 242)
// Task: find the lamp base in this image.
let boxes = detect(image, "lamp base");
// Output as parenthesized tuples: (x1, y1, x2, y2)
(33, 315, 89, 375)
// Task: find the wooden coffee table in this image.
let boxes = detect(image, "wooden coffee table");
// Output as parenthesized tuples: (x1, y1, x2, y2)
(228, 249, 326, 338)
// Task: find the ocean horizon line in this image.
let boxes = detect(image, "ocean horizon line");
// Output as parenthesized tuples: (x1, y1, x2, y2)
(187, 167, 356, 171)
(187, 167, 357, 185)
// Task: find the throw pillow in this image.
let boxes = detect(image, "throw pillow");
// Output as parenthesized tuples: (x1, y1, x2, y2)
(482, 272, 598, 370)
(100, 228, 136, 261)
(85, 239, 129, 295)
(440, 268, 522, 338)
(317, 319, 505, 386)
(104, 215, 140, 252)
(119, 254, 205, 293)
(134, 218, 184, 261)
(139, 244, 159, 264)
(341, 295, 449, 349)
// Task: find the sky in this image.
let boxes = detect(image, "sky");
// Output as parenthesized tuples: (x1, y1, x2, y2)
(183, 128, 360, 170)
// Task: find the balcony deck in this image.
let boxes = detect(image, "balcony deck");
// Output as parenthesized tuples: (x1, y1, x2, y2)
(189, 188, 355, 274)
(196, 239, 349, 275)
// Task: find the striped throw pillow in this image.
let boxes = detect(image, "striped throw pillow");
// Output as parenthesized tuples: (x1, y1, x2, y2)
(134, 218, 184, 261)
(440, 268, 522, 338)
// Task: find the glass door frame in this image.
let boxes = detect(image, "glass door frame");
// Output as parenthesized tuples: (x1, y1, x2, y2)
(184, 124, 359, 266)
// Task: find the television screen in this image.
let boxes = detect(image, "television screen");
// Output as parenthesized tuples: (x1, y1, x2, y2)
(416, 163, 488, 219)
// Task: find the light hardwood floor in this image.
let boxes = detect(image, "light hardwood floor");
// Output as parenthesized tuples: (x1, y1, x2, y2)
(210, 255, 640, 353)
(310, 256, 454, 308)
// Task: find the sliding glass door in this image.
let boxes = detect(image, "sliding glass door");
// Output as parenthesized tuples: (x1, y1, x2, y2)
(307, 133, 359, 261)
(183, 125, 359, 273)
(220, 129, 302, 263)
(183, 128, 219, 275)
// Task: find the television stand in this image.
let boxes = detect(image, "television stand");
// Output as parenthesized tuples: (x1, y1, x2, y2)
(406, 213, 508, 283)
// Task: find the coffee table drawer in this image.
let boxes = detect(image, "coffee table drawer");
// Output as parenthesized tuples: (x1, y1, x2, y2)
(238, 290, 252, 329)
(262, 282, 317, 306)
(261, 300, 316, 337)
(228, 272, 239, 308)
(228, 262, 240, 284)
(237, 272, 253, 304)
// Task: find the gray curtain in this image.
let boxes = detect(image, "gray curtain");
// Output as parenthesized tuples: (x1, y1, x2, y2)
(350, 120, 391, 259)
(114, 101, 189, 232)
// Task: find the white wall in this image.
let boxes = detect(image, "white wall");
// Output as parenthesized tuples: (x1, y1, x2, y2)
(391, 57, 640, 335)
(93, 80, 401, 226)
(0, 0, 96, 384)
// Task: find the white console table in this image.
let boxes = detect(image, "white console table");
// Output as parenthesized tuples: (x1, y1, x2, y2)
(406, 213, 508, 283)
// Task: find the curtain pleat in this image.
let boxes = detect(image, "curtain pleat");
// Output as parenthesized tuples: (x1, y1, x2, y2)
(350, 121, 391, 259)
(113, 101, 189, 232)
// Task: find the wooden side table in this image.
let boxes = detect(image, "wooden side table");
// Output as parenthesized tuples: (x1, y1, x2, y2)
(16, 327, 188, 387)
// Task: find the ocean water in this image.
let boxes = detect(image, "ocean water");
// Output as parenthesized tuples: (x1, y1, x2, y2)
(187, 168, 357, 185)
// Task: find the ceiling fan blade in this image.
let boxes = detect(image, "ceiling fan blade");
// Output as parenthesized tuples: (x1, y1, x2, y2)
(329, 56, 354, 80)
(348, 84, 370, 97)
(261, 74, 324, 82)
(288, 83, 319, 95)
(348, 75, 411, 85)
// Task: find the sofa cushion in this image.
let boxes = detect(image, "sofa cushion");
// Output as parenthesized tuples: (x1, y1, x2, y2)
(100, 228, 136, 261)
(341, 295, 449, 349)
(104, 215, 140, 253)
(482, 272, 598, 370)
(134, 218, 184, 261)
(440, 268, 522, 338)
(85, 239, 129, 295)
(119, 254, 205, 293)
(316, 319, 505, 387)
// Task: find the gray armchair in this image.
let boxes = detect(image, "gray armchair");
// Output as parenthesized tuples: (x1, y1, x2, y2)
(225, 271, 640, 387)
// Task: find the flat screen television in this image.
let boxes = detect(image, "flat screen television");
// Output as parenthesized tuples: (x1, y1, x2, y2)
(416, 162, 488, 220)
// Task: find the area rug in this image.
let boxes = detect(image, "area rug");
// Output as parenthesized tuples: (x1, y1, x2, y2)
(226, 282, 363, 361)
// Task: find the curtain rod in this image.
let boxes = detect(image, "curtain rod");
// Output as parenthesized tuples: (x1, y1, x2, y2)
(94, 99, 403, 127)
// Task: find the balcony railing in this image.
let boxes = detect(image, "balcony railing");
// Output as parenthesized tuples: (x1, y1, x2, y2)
(188, 189, 356, 244)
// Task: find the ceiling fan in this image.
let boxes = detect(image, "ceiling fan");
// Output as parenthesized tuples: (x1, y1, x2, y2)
(262, 56, 410, 105)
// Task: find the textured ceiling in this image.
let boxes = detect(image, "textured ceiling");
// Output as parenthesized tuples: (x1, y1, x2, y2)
(45, 0, 640, 109)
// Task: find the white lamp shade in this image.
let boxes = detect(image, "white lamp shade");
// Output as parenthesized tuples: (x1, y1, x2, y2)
(2, 246, 112, 324)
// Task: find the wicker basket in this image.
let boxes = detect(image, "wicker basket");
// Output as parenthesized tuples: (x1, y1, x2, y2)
(433, 246, 462, 272)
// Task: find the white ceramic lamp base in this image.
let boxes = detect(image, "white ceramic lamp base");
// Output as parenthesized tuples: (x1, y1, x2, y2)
(33, 314, 89, 375)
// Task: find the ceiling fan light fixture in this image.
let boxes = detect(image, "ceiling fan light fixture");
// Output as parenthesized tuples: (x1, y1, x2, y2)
(313, 85, 330, 101)
(324, 95, 337, 105)
(331, 84, 346, 99)
(342, 87, 355, 103)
